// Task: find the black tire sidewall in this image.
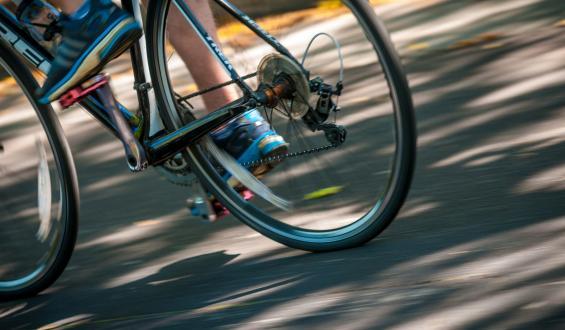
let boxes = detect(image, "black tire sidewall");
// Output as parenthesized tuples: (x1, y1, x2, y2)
(145, 0, 416, 252)
(0, 42, 80, 300)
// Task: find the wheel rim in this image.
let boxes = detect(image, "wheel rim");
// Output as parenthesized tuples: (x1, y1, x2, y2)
(0, 61, 67, 292)
(151, 0, 412, 245)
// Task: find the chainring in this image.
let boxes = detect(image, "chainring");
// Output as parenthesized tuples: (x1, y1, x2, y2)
(156, 155, 198, 187)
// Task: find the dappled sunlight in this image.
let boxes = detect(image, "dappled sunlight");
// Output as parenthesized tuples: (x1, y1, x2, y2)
(388, 0, 556, 50)
(75, 138, 126, 165)
(464, 154, 506, 168)
(135, 213, 565, 328)
(205, 276, 304, 307)
(1, 0, 564, 328)
(230, 286, 347, 328)
(88, 210, 279, 291)
(0, 103, 36, 130)
(515, 164, 565, 194)
(100, 248, 232, 290)
(432, 126, 564, 168)
(421, 104, 518, 149)
(0, 303, 27, 319)
(470, 69, 565, 107)
(391, 287, 565, 330)
(397, 199, 441, 219)
(386, 216, 565, 279)
(37, 314, 93, 330)
(267, 203, 371, 229)
(482, 45, 565, 84)
(77, 210, 187, 250)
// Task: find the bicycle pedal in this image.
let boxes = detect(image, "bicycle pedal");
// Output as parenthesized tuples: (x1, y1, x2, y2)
(209, 188, 254, 220)
(187, 182, 217, 222)
(187, 186, 254, 223)
(187, 196, 215, 222)
(59, 75, 110, 109)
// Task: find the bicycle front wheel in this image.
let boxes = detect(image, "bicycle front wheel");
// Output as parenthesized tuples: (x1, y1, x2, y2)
(147, 0, 416, 251)
(0, 43, 79, 300)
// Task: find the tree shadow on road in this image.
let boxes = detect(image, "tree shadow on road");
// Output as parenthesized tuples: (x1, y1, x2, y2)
(1, 0, 565, 328)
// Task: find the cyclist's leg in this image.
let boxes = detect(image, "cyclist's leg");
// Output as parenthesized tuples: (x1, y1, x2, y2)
(167, 1, 288, 166)
(167, 0, 238, 113)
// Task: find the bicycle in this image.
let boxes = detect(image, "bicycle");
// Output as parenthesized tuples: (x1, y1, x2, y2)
(0, 0, 416, 300)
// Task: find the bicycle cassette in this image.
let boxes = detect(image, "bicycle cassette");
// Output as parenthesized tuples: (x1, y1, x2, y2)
(257, 53, 311, 119)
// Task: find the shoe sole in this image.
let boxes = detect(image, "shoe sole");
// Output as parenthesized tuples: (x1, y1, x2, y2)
(252, 142, 289, 177)
(40, 17, 141, 104)
(226, 142, 289, 188)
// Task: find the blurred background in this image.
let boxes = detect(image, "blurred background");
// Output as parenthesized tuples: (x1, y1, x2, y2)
(1, 0, 564, 328)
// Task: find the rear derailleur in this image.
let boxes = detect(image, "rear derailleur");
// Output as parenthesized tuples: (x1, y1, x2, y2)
(303, 77, 346, 147)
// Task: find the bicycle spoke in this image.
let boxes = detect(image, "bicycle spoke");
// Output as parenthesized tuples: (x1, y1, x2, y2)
(150, 0, 415, 249)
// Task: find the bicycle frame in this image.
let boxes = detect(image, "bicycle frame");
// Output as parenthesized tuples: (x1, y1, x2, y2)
(0, 0, 303, 166)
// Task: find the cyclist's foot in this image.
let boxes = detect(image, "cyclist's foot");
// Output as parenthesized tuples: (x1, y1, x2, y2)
(37, 0, 142, 104)
(211, 108, 289, 180)
(189, 188, 254, 222)
(194, 109, 288, 221)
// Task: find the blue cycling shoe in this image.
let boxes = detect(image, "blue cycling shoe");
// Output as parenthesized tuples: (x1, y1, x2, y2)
(37, 0, 142, 104)
(211, 109, 289, 179)
(189, 109, 288, 221)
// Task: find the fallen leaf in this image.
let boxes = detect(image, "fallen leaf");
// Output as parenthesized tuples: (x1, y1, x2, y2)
(304, 186, 344, 200)
(479, 33, 500, 42)
(449, 32, 502, 50)
(407, 42, 430, 51)
(449, 39, 480, 50)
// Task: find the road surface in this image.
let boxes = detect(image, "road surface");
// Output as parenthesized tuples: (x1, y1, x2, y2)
(1, 0, 565, 328)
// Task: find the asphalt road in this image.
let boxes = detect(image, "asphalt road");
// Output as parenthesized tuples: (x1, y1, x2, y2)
(1, 0, 565, 329)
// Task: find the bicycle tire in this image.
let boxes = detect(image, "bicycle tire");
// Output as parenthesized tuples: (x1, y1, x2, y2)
(0, 42, 80, 300)
(146, 0, 416, 252)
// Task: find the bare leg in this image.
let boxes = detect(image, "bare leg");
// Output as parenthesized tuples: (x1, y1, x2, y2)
(167, 0, 239, 113)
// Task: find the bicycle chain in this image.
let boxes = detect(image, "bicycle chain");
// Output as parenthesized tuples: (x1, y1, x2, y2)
(160, 143, 338, 187)
(241, 143, 338, 168)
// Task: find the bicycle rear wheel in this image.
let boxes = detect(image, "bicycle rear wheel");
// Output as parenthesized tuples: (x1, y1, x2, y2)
(147, 0, 416, 251)
(0, 43, 79, 300)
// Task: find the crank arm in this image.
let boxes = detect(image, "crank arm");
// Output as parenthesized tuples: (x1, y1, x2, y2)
(91, 75, 148, 172)
(59, 74, 147, 172)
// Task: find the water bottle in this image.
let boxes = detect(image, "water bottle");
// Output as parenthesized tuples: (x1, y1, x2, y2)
(14, 0, 61, 51)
